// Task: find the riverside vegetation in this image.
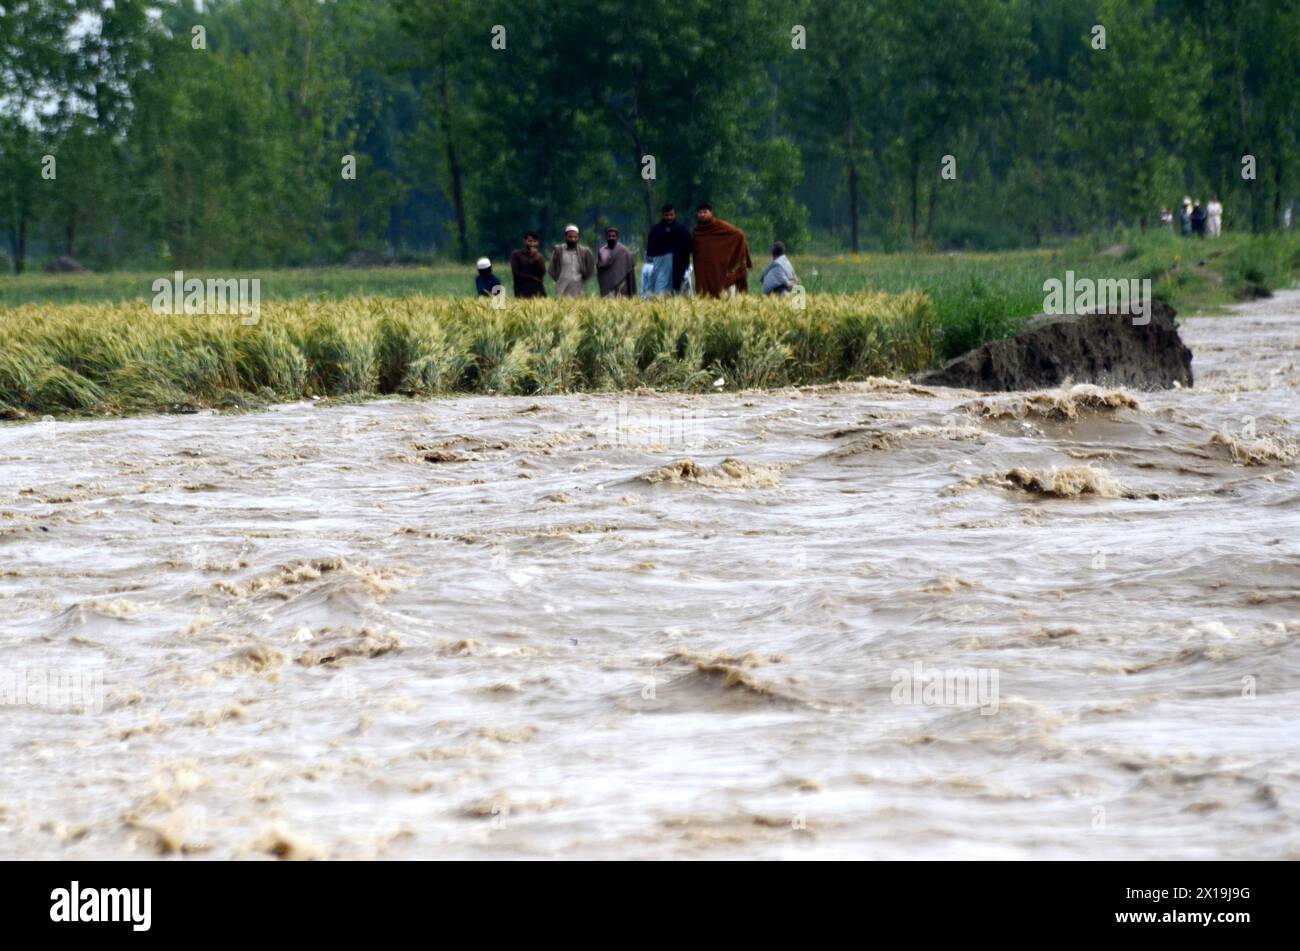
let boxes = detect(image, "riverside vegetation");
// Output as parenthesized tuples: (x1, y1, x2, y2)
(0, 293, 934, 417)
(4, 231, 1299, 418)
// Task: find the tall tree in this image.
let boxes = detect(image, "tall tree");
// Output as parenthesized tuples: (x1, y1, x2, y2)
(1074, 0, 1208, 230)
(0, 0, 84, 272)
(787, 0, 884, 252)
(875, 0, 1029, 244)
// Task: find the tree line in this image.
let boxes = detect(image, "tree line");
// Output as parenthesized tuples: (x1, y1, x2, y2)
(2, 0, 1297, 273)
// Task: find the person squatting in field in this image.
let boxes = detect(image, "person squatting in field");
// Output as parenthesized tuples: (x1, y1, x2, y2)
(761, 241, 800, 296)
(475, 257, 502, 297)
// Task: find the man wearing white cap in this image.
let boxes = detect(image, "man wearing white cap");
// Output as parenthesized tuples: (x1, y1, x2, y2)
(475, 257, 502, 297)
(548, 224, 595, 298)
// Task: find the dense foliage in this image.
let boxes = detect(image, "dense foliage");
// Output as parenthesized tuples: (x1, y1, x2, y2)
(2, 0, 1298, 271)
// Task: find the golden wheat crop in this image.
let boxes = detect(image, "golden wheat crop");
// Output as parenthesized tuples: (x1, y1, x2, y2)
(0, 292, 934, 416)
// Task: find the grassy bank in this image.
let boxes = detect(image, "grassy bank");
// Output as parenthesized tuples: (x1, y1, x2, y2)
(0, 293, 934, 417)
(819, 230, 1300, 357)
(6, 232, 1297, 359)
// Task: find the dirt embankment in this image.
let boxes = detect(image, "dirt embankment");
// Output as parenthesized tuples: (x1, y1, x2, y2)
(917, 299, 1193, 392)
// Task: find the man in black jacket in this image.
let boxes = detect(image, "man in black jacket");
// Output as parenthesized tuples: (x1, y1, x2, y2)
(644, 204, 692, 295)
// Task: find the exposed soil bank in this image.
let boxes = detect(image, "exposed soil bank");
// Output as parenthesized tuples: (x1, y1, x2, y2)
(917, 300, 1194, 392)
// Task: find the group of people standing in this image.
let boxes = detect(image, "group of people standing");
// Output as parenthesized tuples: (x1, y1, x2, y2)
(1161, 194, 1223, 238)
(474, 203, 800, 301)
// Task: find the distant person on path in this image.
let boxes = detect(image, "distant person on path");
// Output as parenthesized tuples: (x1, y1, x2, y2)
(644, 204, 692, 295)
(1207, 194, 1223, 238)
(548, 224, 595, 297)
(1191, 201, 1207, 238)
(475, 257, 502, 297)
(690, 203, 752, 297)
(1160, 207, 1174, 231)
(597, 226, 636, 298)
(510, 231, 548, 298)
(1179, 196, 1193, 236)
(760, 241, 799, 296)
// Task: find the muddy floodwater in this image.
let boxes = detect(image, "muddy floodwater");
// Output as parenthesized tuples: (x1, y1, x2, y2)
(2, 293, 1298, 859)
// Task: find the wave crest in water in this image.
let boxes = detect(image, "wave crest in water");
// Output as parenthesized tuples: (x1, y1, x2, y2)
(637, 457, 783, 489)
(211, 558, 400, 601)
(1206, 430, 1298, 465)
(296, 626, 402, 667)
(949, 464, 1134, 498)
(960, 384, 1142, 421)
(651, 650, 803, 708)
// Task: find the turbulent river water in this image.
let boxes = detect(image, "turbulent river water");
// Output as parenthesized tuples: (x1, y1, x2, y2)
(2, 293, 1298, 859)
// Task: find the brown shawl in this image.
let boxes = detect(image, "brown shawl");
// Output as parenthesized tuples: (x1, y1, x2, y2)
(596, 241, 636, 297)
(690, 217, 752, 296)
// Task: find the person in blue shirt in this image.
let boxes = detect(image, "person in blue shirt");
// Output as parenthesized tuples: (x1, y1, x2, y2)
(475, 257, 503, 297)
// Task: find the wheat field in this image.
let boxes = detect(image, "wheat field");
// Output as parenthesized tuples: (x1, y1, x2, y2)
(0, 292, 934, 416)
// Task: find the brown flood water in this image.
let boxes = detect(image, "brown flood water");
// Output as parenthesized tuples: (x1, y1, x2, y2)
(1, 293, 1297, 859)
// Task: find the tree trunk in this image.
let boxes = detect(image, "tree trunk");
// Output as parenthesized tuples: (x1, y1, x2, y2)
(847, 120, 859, 253)
(445, 137, 468, 261)
(638, 139, 653, 236)
(608, 96, 653, 235)
(12, 209, 28, 274)
(909, 152, 919, 243)
(1232, 33, 1258, 232)
(1274, 164, 1284, 230)
(440, 58, 469, 261)
(925, 181, 936, 242)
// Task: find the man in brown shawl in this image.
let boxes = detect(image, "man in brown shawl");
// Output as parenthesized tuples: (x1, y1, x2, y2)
(690, 203, 752, 297)
(596, 226, 636, 298)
